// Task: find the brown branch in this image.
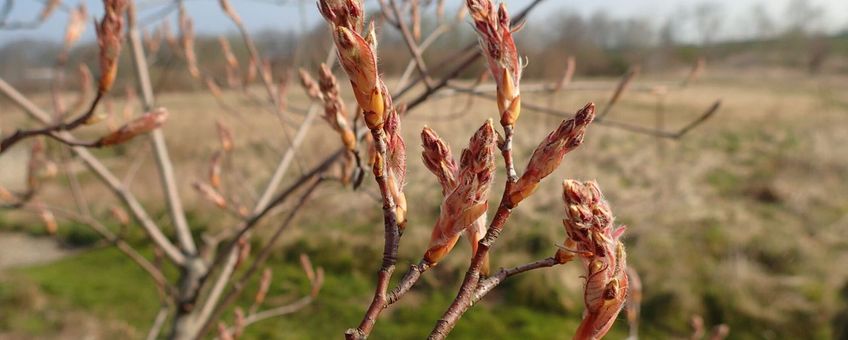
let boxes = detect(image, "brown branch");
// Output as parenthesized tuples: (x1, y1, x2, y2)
(190, 148, 341, 339)
(553, 56, 576, 92)
(597, 66, 640, 120)
(429, 1, 555, 336)
(386, 260, 432, 305)
(193, 177, 324, 339)
(392, 0, 470, 91)
(375, 0, 400, 26)
(341, 1, 548, 338)
(0, 92, 104, 153)
(444, 79, 687, 94)
(673, 100, 721, 138)
(145, 306, 170, 340)
(219, 0, 281, 109)
(472, 256, 560, 302)
(394, 23, 450, 89)
(445, 84, 721, 139)
(239, 296, 314, 328)
(387, 0, 434, 88)
(392, 0, 546, 103)
(345, 128, 401, 340)
(126, 2, 199, 257)
(429, 196, 516, 339)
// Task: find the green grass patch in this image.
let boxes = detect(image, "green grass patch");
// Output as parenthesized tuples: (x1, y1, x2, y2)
(6, 245, 627, 339)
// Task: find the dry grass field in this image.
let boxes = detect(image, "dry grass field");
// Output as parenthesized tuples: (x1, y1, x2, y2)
(2, 66, 848, 339)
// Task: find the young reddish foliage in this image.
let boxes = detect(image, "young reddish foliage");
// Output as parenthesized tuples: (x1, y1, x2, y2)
(423, 120, 496, 271)
(561, 180, 628, 340)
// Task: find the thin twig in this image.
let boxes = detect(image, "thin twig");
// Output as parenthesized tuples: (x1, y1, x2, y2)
(472, 256, 560, 302)
(127, 4, 198, 256)
(392, 0, 545, 103)
(238, 296, 314, 329)
(387, 0, 433, 88)
(429, 181, 517, 339)
(445, 84, 721, 139)
(344, 2, 547, 338)
(0, 92, 103, 153)
(194, 177, 324, 339)
(146, 305, 170, 340)
(345, 128, 401, 340)
(598, 67, 640, 120)
(385, 260, 431, 305)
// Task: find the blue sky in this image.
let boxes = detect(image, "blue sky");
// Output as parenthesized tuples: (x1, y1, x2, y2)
(1, 0, 847, 45)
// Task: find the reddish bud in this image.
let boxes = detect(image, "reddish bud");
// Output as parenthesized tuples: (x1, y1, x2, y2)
(508, 103, 595, 206)
(216, 121, 234, 152)
(218, 0, 242, 24)
(70, 63, 93, 114)
(0, 186, 14, 202)
(420, 126, 458, 194)
(233, 307, 245, 338)
(312, 267, 325, 298)
(193, 180, 227, 209)
(244, 57, 257, 85)
(95, 0, 128, 92)
(561, 180, 627, 340)
(235, 237, 251, 268)
(96, 108, 168, 146)
(466, 0, 522, 126)
(317, 64, 357, 152)
(317, 0, 364, 32)
(424, 120, 496, 266)
(37, 204, 58, 235)
(385, 109, 407, 228)
(255, 267, 272, 306)
(299, 68, 322, 100)
(300, 253, 316, 284)
(110, 206, 130, 226)
(209, 150, 224, 189)
(63, 4, 88, 52)
(217, 322, 234, 340)
(26, 138, 46, 193)
(38, 0, 61, 21)
(333, 26, 385, 129)
(219, 37, 238, 68)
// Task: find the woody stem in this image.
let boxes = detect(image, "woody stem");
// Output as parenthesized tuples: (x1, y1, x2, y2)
(345, 127, 400, 340)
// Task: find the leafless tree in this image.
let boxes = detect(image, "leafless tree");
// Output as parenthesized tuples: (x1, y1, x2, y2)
(0, 0, 718, 339)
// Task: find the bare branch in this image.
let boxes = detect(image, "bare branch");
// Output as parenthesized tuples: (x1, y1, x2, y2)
(0, 77, 186, 265)
(145, 306, 169, 340)
(126, 1, 198, 256)
(472, 256, 561, 302)
(444, 84, 721, 139)
(194, 177, 324, 339)
(598, 66, 640, 120)
(388, 0, 434, 88)
(241, 296, 314, 327)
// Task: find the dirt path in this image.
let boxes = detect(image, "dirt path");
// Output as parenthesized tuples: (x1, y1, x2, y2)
(0, 232, 74, 270)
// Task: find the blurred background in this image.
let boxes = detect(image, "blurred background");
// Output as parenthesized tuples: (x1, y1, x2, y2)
(1, 0, 847, 339)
